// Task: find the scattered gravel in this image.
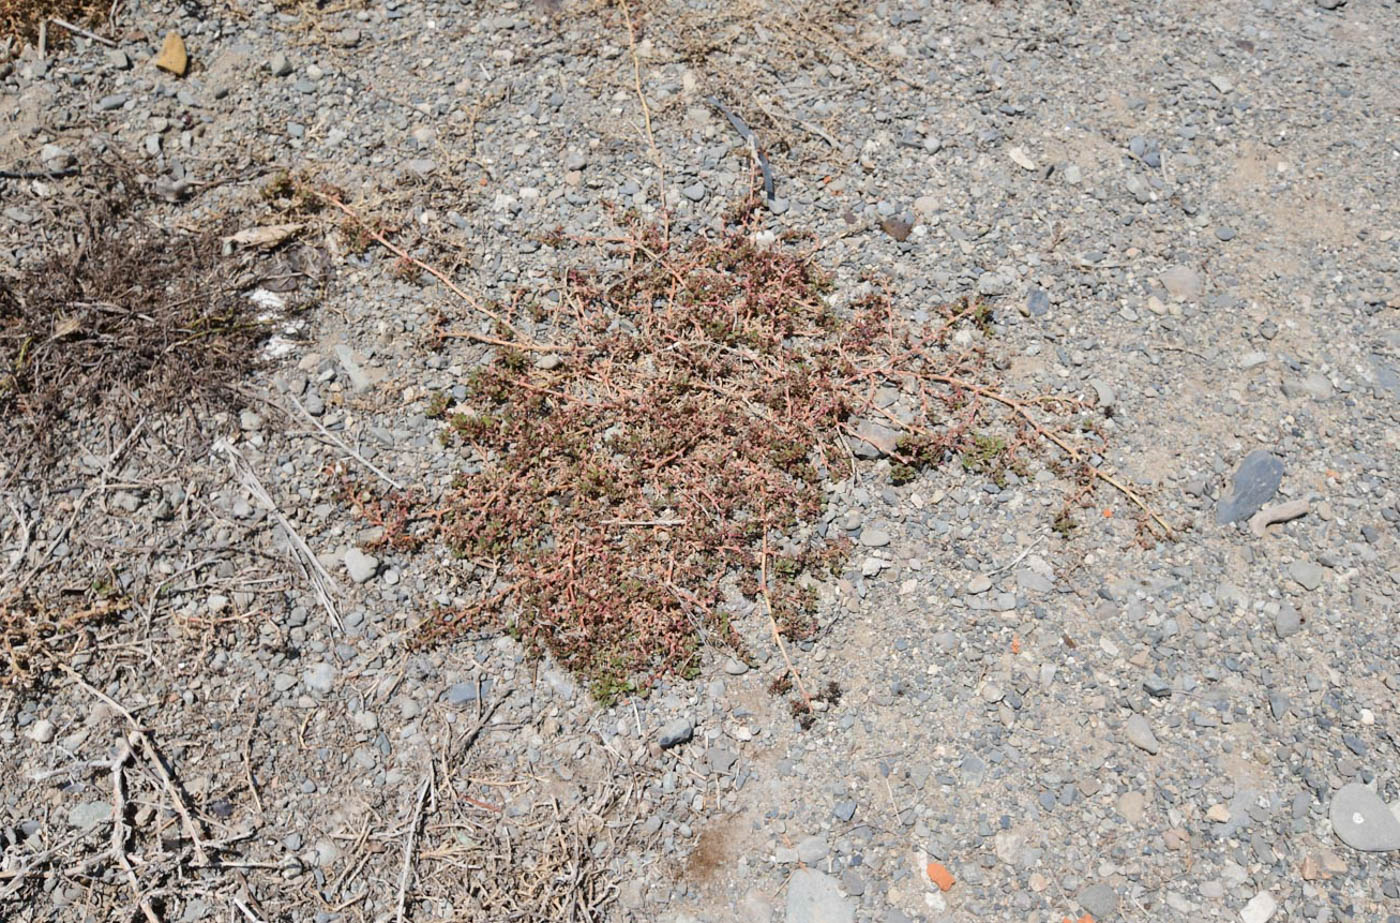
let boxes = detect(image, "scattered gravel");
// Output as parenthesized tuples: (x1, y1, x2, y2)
(3, 0, 1399, 921)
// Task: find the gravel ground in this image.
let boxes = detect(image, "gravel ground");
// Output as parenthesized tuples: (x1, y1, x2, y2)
(2, 0, 1399, 921)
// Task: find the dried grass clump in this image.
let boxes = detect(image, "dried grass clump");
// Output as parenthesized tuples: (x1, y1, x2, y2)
(0, 0, 104, 45)
(0, 165, 267, 472)
(423, 801, 620, 922)
(0, 594, 127, 689)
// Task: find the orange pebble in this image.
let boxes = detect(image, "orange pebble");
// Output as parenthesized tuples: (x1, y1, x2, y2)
(926, 861, 955, 892)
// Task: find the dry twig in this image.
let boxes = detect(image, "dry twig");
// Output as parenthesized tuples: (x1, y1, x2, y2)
(61, 665, 210, 865)
(395, 771, 432, 923)
(215, 438, 343, 630)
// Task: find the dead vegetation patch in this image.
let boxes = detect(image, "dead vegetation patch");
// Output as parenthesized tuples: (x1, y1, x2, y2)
(0, 163, 271, 477)
(0, 0, 105, 46)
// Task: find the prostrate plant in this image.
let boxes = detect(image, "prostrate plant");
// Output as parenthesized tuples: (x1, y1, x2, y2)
(329, 196, 1166, 702)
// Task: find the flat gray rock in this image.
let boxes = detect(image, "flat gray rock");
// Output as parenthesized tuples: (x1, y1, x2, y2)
(658, 718, 693, 749)
(345, 547, 379, 583)
(1290, 560, 1323, 591)
(1160, 265, 1202, 300)
(849, 420, 901, 459)
(1124, 714, 1160, 754)
(1076, 882, 1119, 919)
(786, 869, 853, 923)
(1274, 603, 1302, 638)
(303, 662, 336, 694)
(1330, 783, 1400, 851)
(68, 801, 112, 831)
(1216, 451, 1284, 524)
(334, 344, 376, 393)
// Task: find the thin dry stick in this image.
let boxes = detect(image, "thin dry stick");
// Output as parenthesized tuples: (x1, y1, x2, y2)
(232, 900, 267, 923)
(214, 438, 343, 630)
(925, 372, 1174, 537)
(62, 666, 210, 866)
(1, 497, 31, 582)
(286, 392, 405, 491)
(617, 0, 667, 219)
(49, 16, 117, 45)
(110, 742, 163, 923)
(312, 193, 560, 353)
(395, 771, 432, 923)
(987, 534, 1046, 578)
(759, 533, 811, 709)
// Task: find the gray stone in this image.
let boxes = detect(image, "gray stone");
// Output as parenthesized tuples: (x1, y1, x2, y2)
(1268, 691, 1290, 719)
(1089, 379, 1116, 407)
(1076, 883, 1119, 920)
(1143, 675, 1172, 698)
(1016, 570, 1054, 593)
(334, 345, 375, 392)
(722, 657, 749, 675)
(97, 94, 129, 111)
(1026, 288, 1050, 316)
(106, 49, 131, 69)
(833, 800, 857, 822)
(446, 680, 493, 705)
(785, 869, 853, 923)
(239, 409, 264, 432)
(1282, 374, 1334, 401)
(849, 420, 900, 459)
(1216, 451, 1284, 524)
(268, 52, 292, 77)
(39, 144, 73, 170)
(682, 182, 706, 202)
(1316, 0, 1345, 8)
(1330, 783, 1400, 851)
(303, 662, 336, 694)
(839, 869, 865, 896)
(966, 575, 992, 595)
(1240, 892, 1277, 923)
(25, 719, 55, 743)
(1290, 560, 1323, 591)
(658, 718, 693, 749)
(859, 527, 890, 548)
(1215, 226, 1237, 241)
(68, 801, 112, 831)
(1274, 603, 1302, 638)
(1124, 714, 1160, 754)
(795, 835, 828, 863)
(976, 271, 1010, 297)
(707, 746, 738, 774)
(1160, 266, 1203, 300)
(344, 547, 379, 584)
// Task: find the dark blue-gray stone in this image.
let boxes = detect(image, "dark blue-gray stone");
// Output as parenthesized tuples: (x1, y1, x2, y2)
(1026, 288, 1050, 316)
(445, 679, 493, 705)
(1216, 451, 1284, 523)
(1143, 675, 1172, 698)
(658, 718, 693, 749)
